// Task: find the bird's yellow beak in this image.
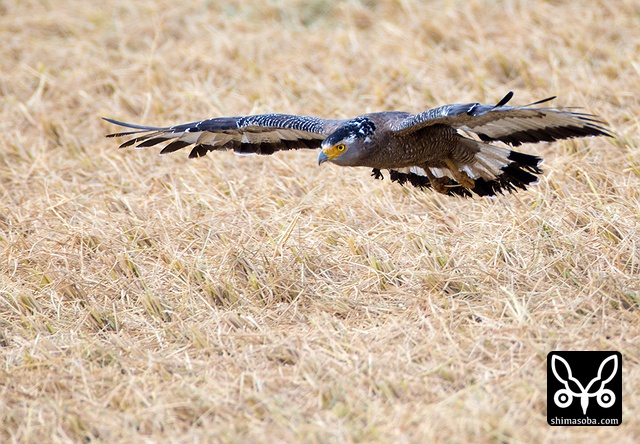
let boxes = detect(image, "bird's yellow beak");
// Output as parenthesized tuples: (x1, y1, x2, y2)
(317, 144, 344, 165)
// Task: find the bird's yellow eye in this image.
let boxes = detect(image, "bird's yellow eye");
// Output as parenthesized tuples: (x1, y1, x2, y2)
(336, 143, 346, 152)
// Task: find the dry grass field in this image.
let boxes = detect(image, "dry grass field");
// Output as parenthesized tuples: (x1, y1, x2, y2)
(1, 0, 639, 442)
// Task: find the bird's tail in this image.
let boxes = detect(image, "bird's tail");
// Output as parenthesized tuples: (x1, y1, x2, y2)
(466, 140, 543, 196)
(385, 139, 543, 197)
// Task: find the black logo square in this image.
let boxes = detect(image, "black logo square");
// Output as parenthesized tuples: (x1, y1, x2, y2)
(547, 351, 622, 426)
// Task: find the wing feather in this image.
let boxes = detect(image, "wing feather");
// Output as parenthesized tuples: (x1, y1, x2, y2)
(391, 92, 612, 146)
(103, 114, 345, 157)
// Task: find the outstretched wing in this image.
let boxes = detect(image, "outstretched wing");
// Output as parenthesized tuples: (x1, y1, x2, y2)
(391, 91, 612, 146)
(104, 114, 345, 158)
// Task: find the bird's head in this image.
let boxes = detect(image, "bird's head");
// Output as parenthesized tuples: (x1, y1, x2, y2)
(318, 117, 375, 166)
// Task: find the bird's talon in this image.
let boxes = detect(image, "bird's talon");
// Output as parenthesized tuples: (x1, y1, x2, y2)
(443, 158, 475, 190)
(458, 175, 475, 190)
(430, 177, 450, 195)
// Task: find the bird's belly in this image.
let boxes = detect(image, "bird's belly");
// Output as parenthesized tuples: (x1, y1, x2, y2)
(367, 148, 448, 170)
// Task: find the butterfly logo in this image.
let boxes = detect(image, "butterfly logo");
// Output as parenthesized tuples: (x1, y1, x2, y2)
(551, 354, 618, 415)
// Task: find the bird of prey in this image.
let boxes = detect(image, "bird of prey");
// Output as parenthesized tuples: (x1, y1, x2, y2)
(104, 92, 611, 197)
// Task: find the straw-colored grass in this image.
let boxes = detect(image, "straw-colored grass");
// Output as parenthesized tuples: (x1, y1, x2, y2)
(1, 0, 639, 442)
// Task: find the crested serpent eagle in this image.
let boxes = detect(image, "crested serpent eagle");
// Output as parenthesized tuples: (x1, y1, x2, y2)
(104, 92, 611, 197)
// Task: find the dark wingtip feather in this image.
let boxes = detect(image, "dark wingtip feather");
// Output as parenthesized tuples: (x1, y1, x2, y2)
(135, 137, 172, 148)
(524, 95, 556, 107)
(119, 139, 138, 148)
(494, 91, 514, 108)
(106, 131, 142, 138)
(160, 140, 192, 155)
(189, 144, 215, 158)
(507, 151, 543, 171)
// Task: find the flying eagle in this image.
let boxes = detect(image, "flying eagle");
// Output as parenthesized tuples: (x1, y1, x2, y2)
(104, 92, 611, 197)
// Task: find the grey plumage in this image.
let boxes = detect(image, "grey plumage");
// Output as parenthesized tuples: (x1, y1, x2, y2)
(104, 92, 611, 197)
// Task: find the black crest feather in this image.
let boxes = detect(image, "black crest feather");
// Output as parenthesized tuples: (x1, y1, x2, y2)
(324, 117, 376, 146)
